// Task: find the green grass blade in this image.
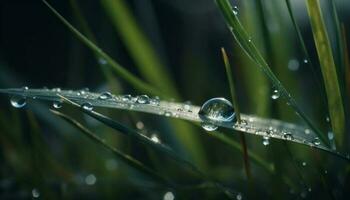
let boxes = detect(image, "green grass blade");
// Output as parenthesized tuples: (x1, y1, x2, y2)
(215, 0, 329, 146)
(221, 47, 251, 179)
(42, 0, 161, 97)
(50, 109, 171, 186)
(306, 0, 345, 147)
(1, 88, 348, 162)
(100, 0, 178, 98)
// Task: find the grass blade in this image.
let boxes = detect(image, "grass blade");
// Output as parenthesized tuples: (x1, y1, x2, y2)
(41, 0, 161, 97)
(221, 48, 251, 179)
(214, 0, 328, 146)
(306, 0, 345, 147)
(100, 0, 178, 98)
(50, 109, 171, 186)
(1, 88, 348, 161)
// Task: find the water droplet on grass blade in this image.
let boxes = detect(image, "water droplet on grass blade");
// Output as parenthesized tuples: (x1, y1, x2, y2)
(53, 101, 62, 109)
(262, 136, 270, 146)
(82, 102, 93, 111)
(232, 6, 239, 15)
(150, 134, 160, 143)
(271, 90, 280, 99)
(137, 95, 150, 104)
(198, 97, 236, 123)
(163, 191, 175, 200)
(10, 96, 26, 108)
(99, 92, 112, 100)
(98, 58, 107, 65)
(303, 59, 308, 64)
(85, 174, 96, 185)
(313, 137, 320, 146)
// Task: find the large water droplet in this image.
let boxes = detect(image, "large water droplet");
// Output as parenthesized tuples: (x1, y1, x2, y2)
(271, 90, 280, 99)
(198, 97, 235, 123)
(98, 92, 112, 100)
(201, 122, 218, 131)
(137, 95, 150, 104)
(10, 96, 26, 108)
(53, 101, 62, 109)
(122, 95, 132, 102)
(82, 102, 93, 111)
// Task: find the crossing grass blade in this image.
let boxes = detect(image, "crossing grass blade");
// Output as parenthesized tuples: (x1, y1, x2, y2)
(214, 0, 329, 146)
(100, 0, 178, 99)
(50, 109, 171, 186)
(42, 0, 162, 97)
(221, 48, 251, 179)
(306, 0, 345, 148)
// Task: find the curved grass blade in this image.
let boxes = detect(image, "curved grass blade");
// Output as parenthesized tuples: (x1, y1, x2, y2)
(306, 0, 345, 148)
(50, 109, 171, 186)
(41, 0, 161, 97)
(214, 0, 328, 146)
(1, 88, 348, 162)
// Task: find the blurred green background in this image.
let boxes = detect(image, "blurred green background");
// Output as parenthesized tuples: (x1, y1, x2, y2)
(0, 0, 350, 199)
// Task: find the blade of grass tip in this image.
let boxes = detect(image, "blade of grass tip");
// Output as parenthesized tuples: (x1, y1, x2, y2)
(221, 47, 251, 179)
(56, 94, 236, 198)
(100, 0, 178, 99)
(50, 109, 171, 186)
(41, 0, 162, 97)
(306, 0, 345, 148)
(215, 0, 329, 146)
(69, 0, 121, 93)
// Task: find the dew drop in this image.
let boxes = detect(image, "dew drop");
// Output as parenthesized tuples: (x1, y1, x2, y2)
(303, 59, 309, 64)
(122, 95, 132, 102)
(262, 136, 270, 146)
(198, 97, 235, 123)
(164, 111, 172, 117)
(150, 96, 160, 105)
(163, 191, 175, 200)
(302, 162, 307, 167)
(150, 134, 160, 143)
(10, 96, 26, 108)
(313, 137, 320, 146)
(22, 86, 29, 91)
(98, 58, 107, 65)
(98, 92, 112, 100)
(85, 174, 97, 185)
(53, 101, 62, 109)
(232, 6, 239, 15)
(236, 193, 242, 200)
(137, 95, 150, 104)
(82, 102, 93, 111)
(327, 131, 334, 140)
(271, 89, 280, 100)
(304, 129, 311, 135)
(201, 122, 218, 131)
(283, 132, 294, 140)
(136, 121, 144, 130)
(32, 188, 40, 198)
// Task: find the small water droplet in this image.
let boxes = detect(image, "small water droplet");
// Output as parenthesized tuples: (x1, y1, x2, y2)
(303, 59, 309, 64)
(53, 101, 62, 109)
(164, 111, 172, 117)
(22, 86, 29, 91)
(82, 102, 93, 111)
(271, 89, 280, 99)
(327, 131, 334, 140)
(98, 58, 107, 65)
(85, 174, 97, 185)
(302, 162, 307, 167)
(122, 95, 132, 102)
(313, 137, 320, 146)
(32, 188, 40, 198)
(150, 134, 160, 143)
(304, 129, 311, 134)
(200, 122, 218, 131)
(136, 121, 144, 130)
(10, 96, 26, 108)
(163, 191, 175, 200)
(198, 97, 236, 123)
(98, 92, 112, 100)
(262, 136, 270, 146)
(150, 96, 160, 105)
(236, 193, 243, 200)
(137, 95, 150, 104)
(283, 132, 294, 140)
(288, 59, 300, 71)
(232, 6, 239, 15)
(308, 188, 312, 192)
(326, 117, 330, 122)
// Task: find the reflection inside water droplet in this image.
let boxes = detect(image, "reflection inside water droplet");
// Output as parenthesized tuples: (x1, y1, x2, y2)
(82, 102, 93, 111)
(200, 122, 218, 131)
(99, 92, 112, 100)
(10, 96, 26, 108)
